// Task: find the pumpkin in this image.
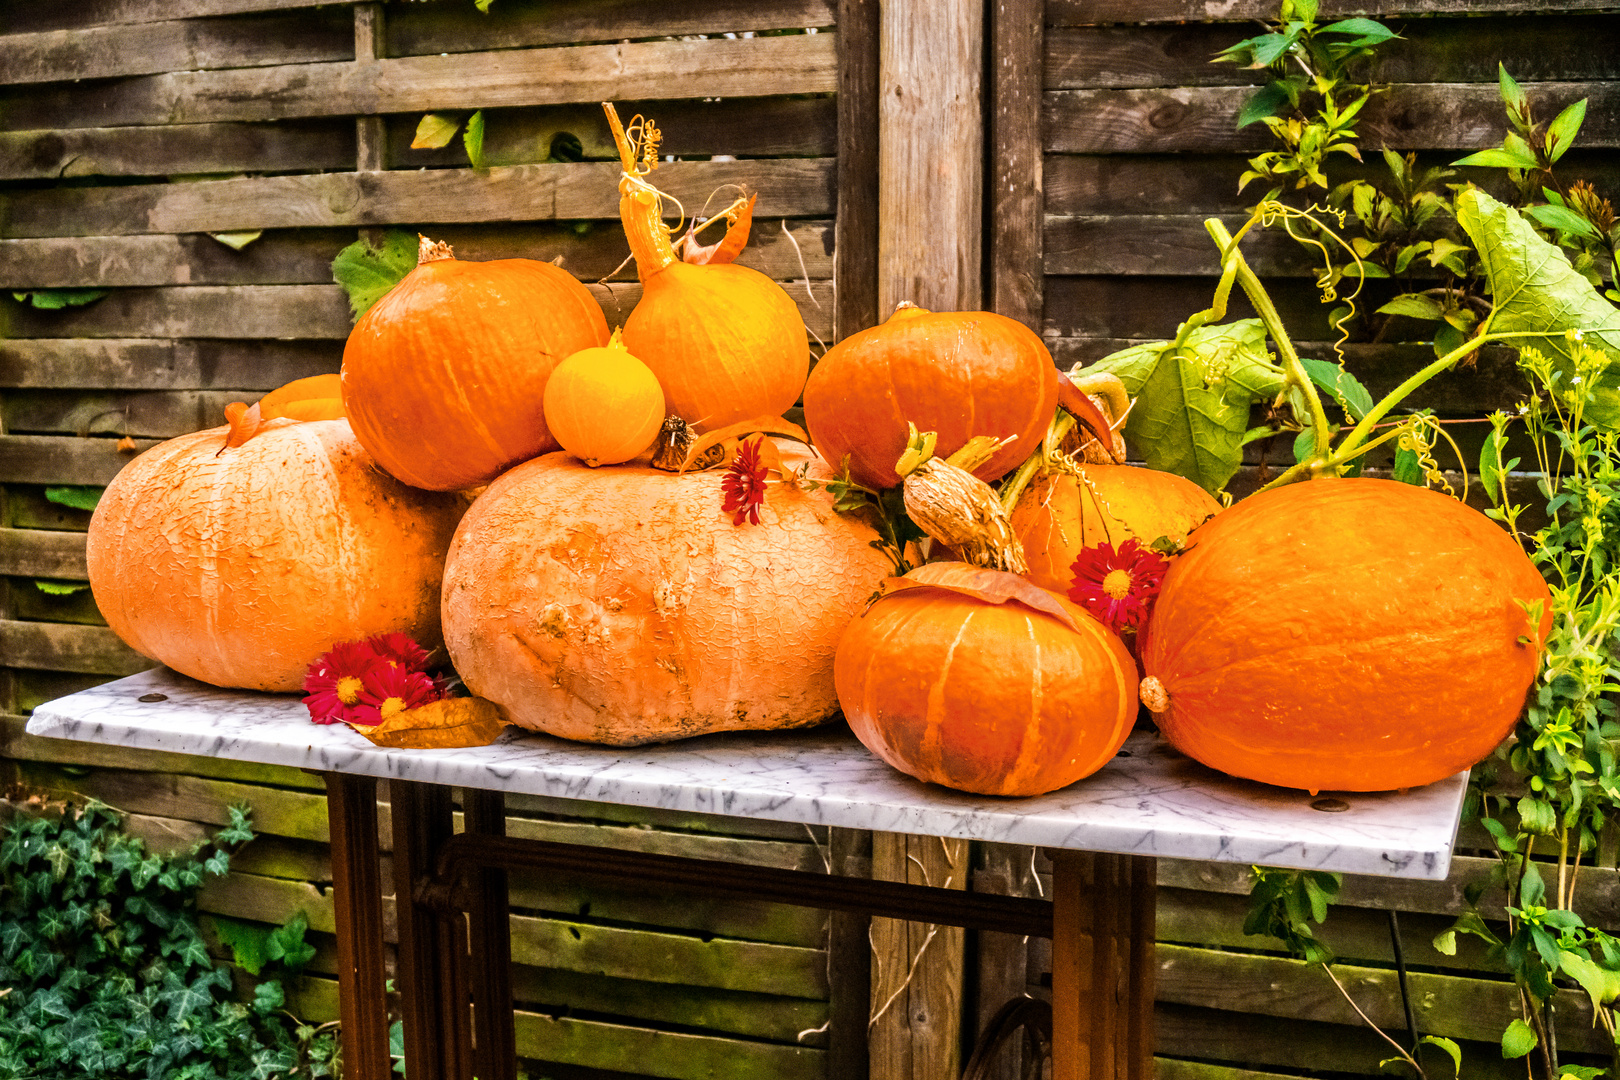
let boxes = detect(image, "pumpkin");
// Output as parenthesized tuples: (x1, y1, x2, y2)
(341, 236, 609, 491)
(543, 330, 666, 467)
(87, 417, 465, 692)
(802, 304, 1060, 490)
(1139, 478, 1553, 792)
(441, 441, 893, 744)
(1009, 465, 1220, 593)
(605, 106, 809, 431)
(836, 563, 1138, 797)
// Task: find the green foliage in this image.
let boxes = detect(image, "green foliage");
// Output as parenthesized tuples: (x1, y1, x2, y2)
(463, 110, 487, 170)
(11, 290, 108, 310)
(410, 110, 487, 169)
(0, 800, 339, 1079)
(32, 580, 88, 597)
(1243, 866, 1342, 964)
(44, 485, 103, 511)
(332, 229, 419, 322)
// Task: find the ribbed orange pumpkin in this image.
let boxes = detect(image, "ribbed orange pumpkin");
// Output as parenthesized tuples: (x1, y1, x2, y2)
(441, 442, 893, 744)
(1140, 478, 1553, 792)
(1010, 465, 1221, 593)
(543, 331, 666, 467)
(341, 237, 608, 491)
(607, 108, 808, 431)
(836, 563, 1138, 796)
(87, 418, 465, 691)
(803, 305, 1060, 490)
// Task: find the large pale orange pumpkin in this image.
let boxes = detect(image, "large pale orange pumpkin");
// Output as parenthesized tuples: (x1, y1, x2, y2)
(87, 418, 465, 691)
(1010, 465, 1221, 593)
(441, 442, 893, 744)
(341, 237, 608, 491)
(836, 563, 1138, 797)
(1140, 478, 1553, 792)
(803, 305, 1060, 490)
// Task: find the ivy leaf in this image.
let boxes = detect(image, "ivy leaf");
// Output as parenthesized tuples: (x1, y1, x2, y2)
(252, 980, 285, 1017)
(410, 112, 463, 150)
(1457, 188, 1620, 427)
(331, 229, 419, 322)
(1501, 1017, 1538, 1059)
(11, 289, 108, 310)
(463, 109, 486, 169)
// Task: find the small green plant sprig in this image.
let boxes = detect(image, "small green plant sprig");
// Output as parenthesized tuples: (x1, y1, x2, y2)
(0, 799, 339, 1080)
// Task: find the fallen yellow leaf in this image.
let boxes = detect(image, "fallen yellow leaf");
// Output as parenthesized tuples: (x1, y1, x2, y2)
(347, 696, 510, 749)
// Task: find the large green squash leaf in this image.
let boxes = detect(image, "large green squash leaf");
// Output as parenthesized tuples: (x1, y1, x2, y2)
(1456, 187, 1620, 427)
(1087, 319, 1283, 494)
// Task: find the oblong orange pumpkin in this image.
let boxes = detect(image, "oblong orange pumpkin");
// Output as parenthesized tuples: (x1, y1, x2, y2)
(1010, 464, 1221, 593)
(341, 238, 609, 491)
(836, 563, 1138, 797)
(441, 442, 893, 744)
(1140, 478, 1553, 792)
(803, 305, 1060, 490)
(87, 418, 465, 691)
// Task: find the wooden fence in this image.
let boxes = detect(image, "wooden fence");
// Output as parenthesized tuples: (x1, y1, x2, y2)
(3, 0, 1617, 1078)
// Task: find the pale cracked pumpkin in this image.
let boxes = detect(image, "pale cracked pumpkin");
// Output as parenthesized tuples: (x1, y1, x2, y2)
(441, 442, 894, 744)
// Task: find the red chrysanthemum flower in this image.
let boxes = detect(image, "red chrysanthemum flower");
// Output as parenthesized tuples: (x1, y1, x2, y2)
(364, 632, 431, 672)
(721, 437, 768, 526)
(1068, 539, 1171, 633)
(303, 641, 386, 725)
(351, 663, 444, 727)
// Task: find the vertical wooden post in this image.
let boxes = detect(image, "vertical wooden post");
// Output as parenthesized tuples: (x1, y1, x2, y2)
(463, 789, 516, 1080)
(1049, 851, 1156, 1080)
(391, 780, 466, 1080)
(826, 827, 873, 1080)
(878, 0, 985, 314)
(869, 833, 969, 1080)
(987, 0, 1046, 332)
(835, 0, 881, 341)
(325, 774, 390, 1080)
(973, 843, 1040, 1080)
(354, 4, 387, 173)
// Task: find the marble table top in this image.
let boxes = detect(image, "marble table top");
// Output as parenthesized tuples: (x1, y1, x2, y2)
(28, 667, 1467, 880)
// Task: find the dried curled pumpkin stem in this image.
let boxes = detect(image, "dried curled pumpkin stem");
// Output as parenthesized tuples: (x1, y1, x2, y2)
(604, 102, 680, 279)
(896, 424, 1028, 573)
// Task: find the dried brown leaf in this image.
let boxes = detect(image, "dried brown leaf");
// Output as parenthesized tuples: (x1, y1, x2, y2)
(347, 696, 510, 749)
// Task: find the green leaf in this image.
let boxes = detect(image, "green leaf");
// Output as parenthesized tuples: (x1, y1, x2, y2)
(210, 917, 271, 976)
(1434, 322, 1467, 361)
(44, 485, 103, 510)
(1546, 98, 1587, 162)
(1453, 147, 1540, 171)
(1237, 82, 1293, 128)
(411, 112, 463, 150)
(1377, 293, 1446, 321)
(463, 110, 486, 169)
(1432, 929, 1458, 956)
(1501, 1017, 1537, 1059)
(1524, 203, 1602, 241)
(1319, 17, 1397, 46)
(331, 229, 419, 322)
(1457, 187, 1620, 427)
(252, 979, 285, 1016)
(208, 230, 262, 251)
(33, 579, 88, 596)
(474, 0, 494, 10)
(1479, 428, 1505, 504)
(1300, 360, 1372, 422)
(1418, 1036, 1463, 1077)
(11, 289, 109, 310)
(1498, 64, 1528, 115)
(1393, 445, 1424, 485)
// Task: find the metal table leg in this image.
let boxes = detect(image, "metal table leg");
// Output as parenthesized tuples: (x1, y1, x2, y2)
(324, 774, 390, 1078)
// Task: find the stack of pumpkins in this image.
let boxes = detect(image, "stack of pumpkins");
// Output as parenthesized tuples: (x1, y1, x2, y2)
(88, 105, 1552, 799)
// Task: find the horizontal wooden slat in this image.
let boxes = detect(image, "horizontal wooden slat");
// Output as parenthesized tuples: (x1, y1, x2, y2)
(1044, 274, 1339, 340)
(0, 618, 152, 675)
(3, 389, 239, 439)
(0, 433, 158, 485)
(0, 339, 341, 390)
(388, 0, 835, 57)
(1045, 81, 1620, 154)
(510, 877, 827, 948)
(1, 160, 836, 237)
(2, 34, 836, 131)
(513, 1008, 822, 1080)
(2, 10, 352, 86)
(0, 528, 88, 579)
(1045, 214, 1313, 276)
(0, 119, 355, 182)
(0, 0, 360, 35)
(1051, 0, 1620, 25)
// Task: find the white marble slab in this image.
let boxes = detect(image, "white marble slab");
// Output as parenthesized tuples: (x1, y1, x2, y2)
(28, 667, 1467, 879)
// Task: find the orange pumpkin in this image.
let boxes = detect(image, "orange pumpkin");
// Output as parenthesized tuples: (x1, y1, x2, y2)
(606, 107, 808, 431)
(1009, 465, 1221, 593)
(836, 563, 1138, 797)
(441, 442, 893, 744)
(341, 237, 609, 491)
(1140, 478, 1553, 792)
(803, 305, 1060, 490)
(87, 418, 464, 691)
(543, 330, 666, 467)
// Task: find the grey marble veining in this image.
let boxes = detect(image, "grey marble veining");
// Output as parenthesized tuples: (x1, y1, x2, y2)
(28, 668, 1466, 879)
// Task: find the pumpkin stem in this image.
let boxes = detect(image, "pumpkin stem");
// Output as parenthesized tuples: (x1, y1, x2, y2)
(603, 102, 679, 279)
(417, 235, 455, 264)
(896, 424, 1028, 573)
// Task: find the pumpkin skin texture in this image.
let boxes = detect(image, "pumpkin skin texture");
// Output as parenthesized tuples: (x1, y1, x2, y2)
(341, 241, 609, 491)
(802, 305, 1060, 490)
(1009, 464, 1221, 593)
(543, 334, 666, 467)
(835, 564, 1138, 797)
(1140, 478, 1553, 793)
(441, 442, 893, 745)
(86, 419, 465, 692)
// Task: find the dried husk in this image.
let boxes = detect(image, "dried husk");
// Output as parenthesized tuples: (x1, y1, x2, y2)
(897, 430, 1027, 573)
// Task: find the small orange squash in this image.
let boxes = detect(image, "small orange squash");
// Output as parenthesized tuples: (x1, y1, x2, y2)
(836, 563, 1138, 797)
(1140, 478, 1553, 792)
(87, 417, 464, 691)
(543, 330, 666, 467)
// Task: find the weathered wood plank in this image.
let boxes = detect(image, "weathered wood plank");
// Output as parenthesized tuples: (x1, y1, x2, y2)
(1044, 214, 1330, 277)
(501, 789, 832, 843)
(1050, 0, 1620, 25)
(1, 160, 836, 238)
(0, 120, 355, 182)
(509, 877, 827, 948)
(1, 34, 837, 131)
(512, 1008, 823, 1080)
(503, 814, 828, 874)
(0, 339, 341, 391)
(0, 286, 353, 340)
(1044, 82, 1620, 154)
(989, 0, 1046, 332)
(1154, 1061, 1325, 1080)
(834, 0, 880, 342)
(0, 527, 87, 579)
(1043, 274, 1337, 340)
(8, 673, 108, 714)
(1, 11, 352, 86)
(0, 0, 360, 34)
(3, 389, 241, 439)
(8, 579, 103, 626)
(0, 618, 152, 675)
(388, 0, 835, 56)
